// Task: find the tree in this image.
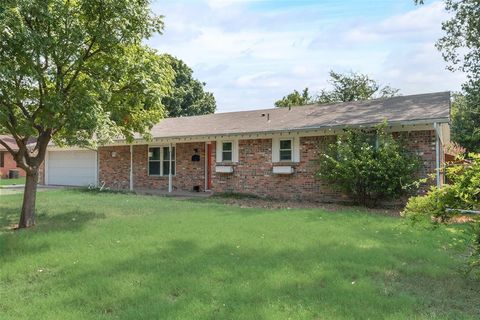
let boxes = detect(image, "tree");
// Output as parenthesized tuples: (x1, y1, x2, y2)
(451, 91, 480, 153)
(0, 0, 173, 228)
(274, 71, 398, 108)
(274, 87, 314, 108)
(317, 123, 421, 207)
(162, 54, 216, 117)
(317, 71, 399, 104)
(415, 0, 480, 152)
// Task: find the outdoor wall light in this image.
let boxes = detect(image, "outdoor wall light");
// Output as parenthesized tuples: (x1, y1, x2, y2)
(111, 151, 117, 158)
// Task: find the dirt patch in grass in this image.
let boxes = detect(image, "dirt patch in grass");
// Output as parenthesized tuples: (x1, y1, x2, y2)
(210, 194, 401, 216)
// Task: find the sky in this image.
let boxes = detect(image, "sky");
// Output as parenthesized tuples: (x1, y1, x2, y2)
(148, 0, 465, 113)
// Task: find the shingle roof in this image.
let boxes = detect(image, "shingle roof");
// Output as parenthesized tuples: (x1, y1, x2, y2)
(140, 91, 451, 139)
(0, 135, 20, 151)
(2, 92, 454, 148)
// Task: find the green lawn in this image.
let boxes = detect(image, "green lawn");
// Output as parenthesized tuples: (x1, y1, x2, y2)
(0, 190, 479, 319)
(0, 177, 25, 186)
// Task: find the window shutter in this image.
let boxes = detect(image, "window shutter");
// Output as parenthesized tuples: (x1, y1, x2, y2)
(293, 137, 300, 162)
(233, 140, 239, 163)
(216, 141, 222, 163)
(272, 138, 280, 163)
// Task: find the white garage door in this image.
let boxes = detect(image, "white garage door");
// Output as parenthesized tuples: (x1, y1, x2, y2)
(47, 150, 97, 186)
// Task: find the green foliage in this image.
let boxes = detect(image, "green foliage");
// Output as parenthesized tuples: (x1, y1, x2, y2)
(274, 87, 313, 108)
(451, 90, 480, 153)
(317, 123, 421, 206)
(415, 1, 480, 153)
(161, 54, 216, 117)
(402, 185, 464, 224)
(403, 153, 480, 276)
(0, 0, 172, 150)
(275, 71, 398, 108)
(317, 71, 399, 104)
(0, 0, 173, 225)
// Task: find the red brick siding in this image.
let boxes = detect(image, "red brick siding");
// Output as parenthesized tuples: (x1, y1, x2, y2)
(99, 146, 131, 190)
(0, 151, 26, 179)
(132, 143, 205, 192)
(99, 142, 206, 192)
(212, 137, 343, 201)
(98, 129, 438, 201)
(395, 130, 437, 178)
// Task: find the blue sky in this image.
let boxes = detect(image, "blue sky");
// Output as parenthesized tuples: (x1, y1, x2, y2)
(149, 0, 465, 112)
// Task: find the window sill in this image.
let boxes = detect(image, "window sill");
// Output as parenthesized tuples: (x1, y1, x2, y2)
(148, 175, 176, 179)
(216, 162, 238, 166)
(273, 161, 299, 166)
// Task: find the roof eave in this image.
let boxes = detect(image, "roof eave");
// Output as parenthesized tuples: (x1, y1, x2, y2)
(109, 117, 450, 145)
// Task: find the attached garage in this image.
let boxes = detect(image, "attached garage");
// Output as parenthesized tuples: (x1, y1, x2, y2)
(45, 150, 98, 186)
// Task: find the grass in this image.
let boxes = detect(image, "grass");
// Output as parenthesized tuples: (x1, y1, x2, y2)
(0, 177, 25, 187)
(0, 190, 479, 319)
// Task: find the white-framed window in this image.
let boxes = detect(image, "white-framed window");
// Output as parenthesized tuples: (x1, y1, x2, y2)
(148, 146, 175, 176)
(279, 139, 293, 161)
(221, 141, 233, 162)
(272, 137, 299, 163)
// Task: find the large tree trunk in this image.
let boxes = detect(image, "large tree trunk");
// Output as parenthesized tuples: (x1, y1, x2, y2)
(18, 170, 39, 229)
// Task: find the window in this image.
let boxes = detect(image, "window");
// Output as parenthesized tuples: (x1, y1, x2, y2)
(149, 146, 175, 176)
(366, 134, 379, 149)
(279, 139, 292, 161)
(222, 142, 233, 162)
(0, 152, 4, 167)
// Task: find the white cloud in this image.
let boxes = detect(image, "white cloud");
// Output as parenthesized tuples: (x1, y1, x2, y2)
(149, 0, 464, 112)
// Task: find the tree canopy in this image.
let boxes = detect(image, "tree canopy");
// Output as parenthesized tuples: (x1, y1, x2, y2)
(415, 0, 480, 152)
(0, 0, 172, 228)
(162, 54, 216, 117)
(274, 88, 313, 108)
(274, 71, 399, 108)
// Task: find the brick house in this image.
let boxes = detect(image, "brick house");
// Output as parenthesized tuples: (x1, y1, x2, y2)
(0, 135, 26, 179)
(43, 92, 451, 202)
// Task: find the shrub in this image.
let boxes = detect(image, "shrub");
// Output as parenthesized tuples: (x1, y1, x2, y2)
(317, 123, 421, 207)
(403, 153, 480, 276)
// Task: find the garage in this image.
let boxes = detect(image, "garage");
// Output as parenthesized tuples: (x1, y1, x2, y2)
(46, 150, 97, 186)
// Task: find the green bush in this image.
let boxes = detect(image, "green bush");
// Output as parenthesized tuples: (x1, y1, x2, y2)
(402, 185, 465, 224)
(403, 153, 480, 276)
(317, 123, 421, 206)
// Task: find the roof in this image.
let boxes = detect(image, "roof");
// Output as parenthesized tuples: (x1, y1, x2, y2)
(138, 92, 450, 140)
(0, 135, 19, 151)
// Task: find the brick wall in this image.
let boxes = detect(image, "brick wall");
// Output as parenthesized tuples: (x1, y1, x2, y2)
(99, 145, 131, 190)
(98, 129, 438, 201)
(132, 142, 205, 192)
(99, 142, 206, 192)
(0, 151, 26, 179)
(212, 136, 344, 202)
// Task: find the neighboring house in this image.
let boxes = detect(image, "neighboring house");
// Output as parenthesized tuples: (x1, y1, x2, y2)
(41, 92, 451, 202)
(0, 135, 26, 179)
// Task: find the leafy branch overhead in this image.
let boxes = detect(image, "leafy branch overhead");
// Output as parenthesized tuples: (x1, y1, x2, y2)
(415, 0, 480, 152)
(0, 0, 173, 228)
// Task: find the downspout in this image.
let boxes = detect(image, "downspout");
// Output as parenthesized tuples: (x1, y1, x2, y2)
(168, 143, 173, 193)
(129, 144, 133, 191)
(434, 122, 441, 187)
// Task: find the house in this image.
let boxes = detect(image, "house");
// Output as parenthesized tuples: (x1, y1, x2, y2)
(42, 92, 451, 202)
(0, 135, 26, 179)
